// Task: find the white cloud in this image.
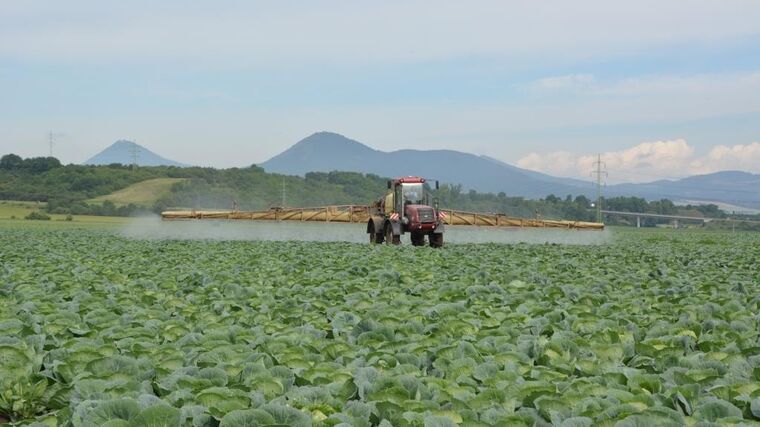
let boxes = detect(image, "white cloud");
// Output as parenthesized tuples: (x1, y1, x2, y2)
(529, 72, 760, 98)
(1, 1, 759, 65)
(691, 142, 760, 175)
(517, 139, 760, 182)
(515, 151, 580, 177)
(531, 74, 595, 91)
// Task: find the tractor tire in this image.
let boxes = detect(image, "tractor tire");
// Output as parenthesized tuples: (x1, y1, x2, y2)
(385, 225, 401, 245)
(410, 232, 425, 246)
(370, 231, 384, 244)
(429, 232, 443, 248)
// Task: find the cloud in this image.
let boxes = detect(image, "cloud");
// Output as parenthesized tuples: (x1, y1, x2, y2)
(517, 139, 760, 182)
(529, 72, 760, 98)
(531, 74, 595, 91)
(691, 142, 760, 175)
(515, 151, 580, 177)
(1, 1, 759, 66)
(517, 72, 760, 137)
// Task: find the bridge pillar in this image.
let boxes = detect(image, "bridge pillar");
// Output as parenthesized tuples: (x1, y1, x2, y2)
(636, 216, 641, 228)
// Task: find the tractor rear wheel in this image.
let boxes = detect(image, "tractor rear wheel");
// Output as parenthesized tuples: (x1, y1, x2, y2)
(429, 232, 443, 248)
(370, 231, 384, 244)
(385, 225, 401, 245)
(410, 232, 425, 246)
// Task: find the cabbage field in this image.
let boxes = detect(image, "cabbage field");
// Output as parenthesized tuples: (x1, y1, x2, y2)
(1, 224, 760, 426)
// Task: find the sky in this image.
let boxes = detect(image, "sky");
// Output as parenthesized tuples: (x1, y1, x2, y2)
(1, 1, 759, 183)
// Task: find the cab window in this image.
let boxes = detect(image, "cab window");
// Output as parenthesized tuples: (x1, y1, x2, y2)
(401, 183, 423, 205)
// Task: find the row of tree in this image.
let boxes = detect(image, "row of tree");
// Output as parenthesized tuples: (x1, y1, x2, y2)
(0, 154, 62, 173)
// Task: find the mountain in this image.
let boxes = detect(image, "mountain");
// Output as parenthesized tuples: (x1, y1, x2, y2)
(85, 140, 188, 167)
(610, 171, 760, 209)
(261, 132, 760, 209)
(261, 132, 590, 199)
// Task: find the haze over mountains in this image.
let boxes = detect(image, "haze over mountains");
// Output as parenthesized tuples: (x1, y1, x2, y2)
(84, 140, 188, 167)
(261, 132, 760, 210)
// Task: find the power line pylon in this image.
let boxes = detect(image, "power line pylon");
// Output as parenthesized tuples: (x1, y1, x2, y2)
(47, 131, 66, 158)
(281, 177, 286, 207)
(590, 153, 608, 223)
(129, 143, 140, 170)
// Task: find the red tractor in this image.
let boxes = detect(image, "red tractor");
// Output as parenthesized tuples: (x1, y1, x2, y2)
(367, 176, 445, 247)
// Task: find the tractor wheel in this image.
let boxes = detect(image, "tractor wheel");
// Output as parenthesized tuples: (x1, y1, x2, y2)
(410, 232, 425, 246)
(369, 231, 384, 244)
(429, 233, 443, 248)
(385, 225, 401, 245)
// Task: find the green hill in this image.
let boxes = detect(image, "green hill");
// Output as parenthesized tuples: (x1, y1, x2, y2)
(89, 178, 187, 206)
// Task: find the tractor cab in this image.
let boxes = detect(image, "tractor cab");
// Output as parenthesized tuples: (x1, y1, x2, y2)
(384, 176, 438, 216)
(369, 176, 445, 246)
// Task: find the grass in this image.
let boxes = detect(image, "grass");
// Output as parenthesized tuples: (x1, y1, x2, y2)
(0, 200, 128, 225)
(0, 200, 47, 218)
(88, 177, 186, 206)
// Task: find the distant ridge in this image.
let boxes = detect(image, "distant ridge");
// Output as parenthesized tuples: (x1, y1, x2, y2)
(261, 131, 760, 209)
(262, 132, 592, 198)
(85, 140, 188, 167)
(611, 170, 760, 209)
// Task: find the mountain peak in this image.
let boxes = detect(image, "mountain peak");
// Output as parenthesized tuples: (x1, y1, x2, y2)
(310, 131, 347, 138)
(260, 131, 377, 174)
(85, 140, 188, 167)
(111, 139, 138, 147)
(294, 132, 374, 150)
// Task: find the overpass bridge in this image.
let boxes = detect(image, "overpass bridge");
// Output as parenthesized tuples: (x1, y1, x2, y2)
(601, 210, 711, 228)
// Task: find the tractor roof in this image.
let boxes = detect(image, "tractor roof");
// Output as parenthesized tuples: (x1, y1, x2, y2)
(394, 176, 426, 184)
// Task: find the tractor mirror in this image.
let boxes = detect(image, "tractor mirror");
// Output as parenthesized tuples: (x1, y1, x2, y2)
(387, 180, 392, 189)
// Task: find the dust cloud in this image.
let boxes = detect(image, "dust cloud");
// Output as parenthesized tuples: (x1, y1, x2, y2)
(120, 216, 610, 245)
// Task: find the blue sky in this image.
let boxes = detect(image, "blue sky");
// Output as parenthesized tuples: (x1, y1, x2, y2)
(1, 1, 759, 182)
